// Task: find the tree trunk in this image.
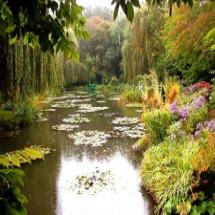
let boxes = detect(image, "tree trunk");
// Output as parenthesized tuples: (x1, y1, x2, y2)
(0, 36, 10, 101)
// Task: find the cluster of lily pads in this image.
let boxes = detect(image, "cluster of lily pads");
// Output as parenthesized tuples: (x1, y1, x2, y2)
(70, 168, 114, 195)
(68, 130, 111, 147)
(52, 124, 79, 132)
(112, 124, 145, 139)
(125, 103, 142, 108)
(112, 117, 139, 125)
(62, 114, 90, 124)
(77, 104, 109, 113)
(43, 108, 56, 112)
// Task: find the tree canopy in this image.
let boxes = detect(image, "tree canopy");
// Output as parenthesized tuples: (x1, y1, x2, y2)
(0, 0, 89, 58)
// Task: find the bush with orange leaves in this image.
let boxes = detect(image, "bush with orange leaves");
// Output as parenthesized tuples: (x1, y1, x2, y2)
(192, 132, 215, 173)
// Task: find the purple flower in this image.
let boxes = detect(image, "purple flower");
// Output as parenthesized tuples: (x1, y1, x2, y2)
(193, 96, 206, 109)
(179, 106, 190, 121)
(204, 120, 215, 133)
(170, 102, 179, 115)
(194, 130, 201, 138)
(196, 122, 203, 130)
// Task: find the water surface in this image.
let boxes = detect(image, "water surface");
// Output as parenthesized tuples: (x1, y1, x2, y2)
(0, 92, 153, 215)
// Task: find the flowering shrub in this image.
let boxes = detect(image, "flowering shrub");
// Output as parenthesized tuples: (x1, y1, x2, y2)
(169, 94, 208, 132)
(194, 120, 215, 138)
(166, 121, 186, 142)
(192, 96, 206, 109)
(186, 81, 212, 95)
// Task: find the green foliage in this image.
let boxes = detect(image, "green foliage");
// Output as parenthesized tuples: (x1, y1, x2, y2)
(0, 96, 41, 129)
(184, 106, 208, 133)
(112, 0, 197, 21)
(120, 86, 142, 104)
(166, 121, 186, 142)
(158, 3, 215, 84)
(0, 0, 89, 56)
(122, 7, 164, 83)
(0, 169, 27, 215)
(140, 138, 199, 214)
(0, 109, 21, 130)
(210, 81, 215, 109)
(79, 15, 124, 84)
(0, 146, 52, 168)
(142, 108, 174, 144)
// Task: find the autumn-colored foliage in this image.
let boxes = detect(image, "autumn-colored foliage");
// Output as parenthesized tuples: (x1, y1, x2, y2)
(192, 133, 215, 173)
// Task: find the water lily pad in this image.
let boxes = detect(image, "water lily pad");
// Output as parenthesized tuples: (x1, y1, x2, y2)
(96, 100, 106, 104)
(37, 113, 48, 122)
(70, 168, 114, 195)
(125, 103, 142, 108)
(77, 104, 109, 113)
(43, 108, 56, 112)
(62, 114, 90, 124)
(52, 124, 79, 131)
(109, 96, 120, 101)
(112, 124, 145, 139)
(68, 130, 111, 147)
(51, 102, 78, 109)
(112, 117, 139, 125)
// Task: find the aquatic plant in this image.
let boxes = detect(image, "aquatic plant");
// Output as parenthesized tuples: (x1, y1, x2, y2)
(112, 117, 139, 125)
(70, 168, 114, 195)
(112, 124, 145, 139)
(68, 131, 111, 147)
(62, 114, 90, 124)
(52, 124, 79, 132)
(77, 104, 109, 113)
(37, 112, 48, 122)
(0, 146, 52, 168)
(43, 108, 56, 112)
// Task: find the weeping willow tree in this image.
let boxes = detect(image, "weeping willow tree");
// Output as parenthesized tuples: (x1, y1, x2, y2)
(3, 39, 89, 100)
(122, 7, 164, 83)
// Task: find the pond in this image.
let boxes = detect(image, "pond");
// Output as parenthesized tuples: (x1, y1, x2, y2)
(0, 92, 154, 215)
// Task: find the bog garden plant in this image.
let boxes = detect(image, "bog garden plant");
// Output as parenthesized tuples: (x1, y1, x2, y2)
(125, 74, 215, 214)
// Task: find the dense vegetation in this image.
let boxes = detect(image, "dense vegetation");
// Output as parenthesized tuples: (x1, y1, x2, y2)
(0, 0, 215, 214)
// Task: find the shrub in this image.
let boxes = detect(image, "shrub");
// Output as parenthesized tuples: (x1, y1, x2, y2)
(0, 169, 27, 214)
(192, 132, 215, 173)
(119, 86, 142, 105)
(141, 108, 174, 144)
(166, 121, 186, 142)
(183, 105, 208, 133)
(0, 109, 21, 130)
(140, 138, 199, 214)
(210, 82, 215, 109)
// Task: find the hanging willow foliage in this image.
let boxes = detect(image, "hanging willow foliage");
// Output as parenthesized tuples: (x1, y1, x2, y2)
(2, 39, 89, 100)
(122, 7, 164, 83)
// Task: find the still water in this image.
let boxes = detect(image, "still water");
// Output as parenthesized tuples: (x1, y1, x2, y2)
(0, 92, 153, 215)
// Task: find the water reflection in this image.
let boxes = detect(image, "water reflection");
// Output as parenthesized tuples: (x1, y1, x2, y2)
(57, 153, 150, 215)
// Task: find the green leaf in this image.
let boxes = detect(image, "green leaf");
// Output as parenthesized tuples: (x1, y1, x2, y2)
(9, 35, 17, 45)
(126, 1, 134, 22)
(188, 0, 193, 7)
(114, 2, 120, 20)
(131, 0, 141, 7)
